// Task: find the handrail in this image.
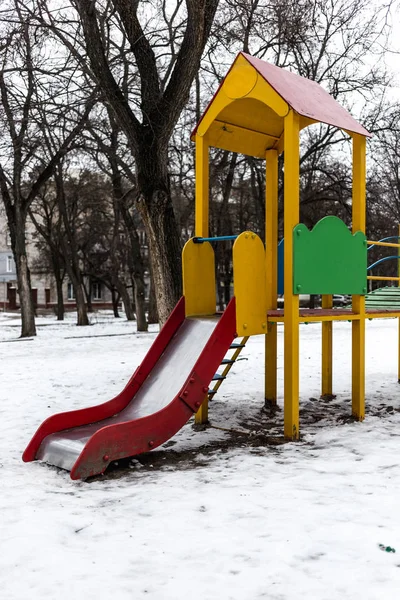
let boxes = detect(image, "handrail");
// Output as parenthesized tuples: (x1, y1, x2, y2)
(367, 256, 400, 271)
(193, 235, 238, 244)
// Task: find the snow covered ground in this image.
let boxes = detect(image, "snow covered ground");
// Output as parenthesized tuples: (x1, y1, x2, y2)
(1, 311, 400, 600)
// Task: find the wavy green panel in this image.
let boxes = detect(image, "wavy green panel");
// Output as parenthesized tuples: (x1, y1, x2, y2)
(293, 216, 367, 295)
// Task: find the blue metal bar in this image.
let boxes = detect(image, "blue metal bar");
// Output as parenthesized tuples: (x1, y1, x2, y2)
(193, 235, 238, 244)
(368, 236, 400, 251)
(367, 256, 400, 271)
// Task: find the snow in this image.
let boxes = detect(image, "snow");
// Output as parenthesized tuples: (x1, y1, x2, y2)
(2, 312, 400, 600)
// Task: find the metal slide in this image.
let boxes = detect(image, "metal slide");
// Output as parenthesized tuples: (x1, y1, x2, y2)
(23, 297, 237, 480)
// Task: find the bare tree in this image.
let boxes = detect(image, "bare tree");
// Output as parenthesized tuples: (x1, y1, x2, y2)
(83, 109, 148, 330)
(0, 1, 95, 335)
(53, 0, 220, 324)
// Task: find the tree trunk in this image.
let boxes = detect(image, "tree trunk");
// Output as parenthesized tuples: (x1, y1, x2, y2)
(136, 142, 182, 325)
(55, 169, 89, 326)
(53, 261, 65, 321)
(75, 280, 89, 326)
(133, 273, 147, 331)
(84, 280, 94, 313)
(147, 270, 159, 324)
(116, 281, 135, 321)
(111, 288, 120, 317)
(16, 253, 36, 337)
(13, 208, 36, 337)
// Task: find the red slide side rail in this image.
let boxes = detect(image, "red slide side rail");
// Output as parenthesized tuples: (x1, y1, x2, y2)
(70, 298, 237, 479)
(23, 297, 186, 463)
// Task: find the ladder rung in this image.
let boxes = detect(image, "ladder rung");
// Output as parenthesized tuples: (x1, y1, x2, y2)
(221, 358, 235, 365)
(230, 343, 246, 349)
(212, 373, 225, 381)
(208, 389, 217, 396)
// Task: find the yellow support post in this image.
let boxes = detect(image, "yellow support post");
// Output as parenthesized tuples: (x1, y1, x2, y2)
(265, 149, 278, 405)
(195, 134, 209, 238)
(283, 111, 300, 440)
(351, 134, 366, 420)
(194, 133, 210, 425)
(321, 295, 333, 396)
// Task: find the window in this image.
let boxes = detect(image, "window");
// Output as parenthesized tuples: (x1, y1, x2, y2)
(67, 282, 75, 300)
(92, 282, 102, 300)
(6, 256, 13, 272)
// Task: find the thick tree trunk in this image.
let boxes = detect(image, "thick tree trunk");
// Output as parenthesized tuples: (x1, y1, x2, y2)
(62, 255, 89, 325)
(53, 263, 65, 321)
(75, 280, 89, 326)
(16, 253, 36, 337)
(55, 277, 65, 320)
(133, 274, 147, 331)
(136, 141, 182, 325)
(116, 281, 135, 321)
(13, 208, 36, 337)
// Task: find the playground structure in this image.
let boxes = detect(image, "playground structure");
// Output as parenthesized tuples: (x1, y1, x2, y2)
(23, 53, 400, 479)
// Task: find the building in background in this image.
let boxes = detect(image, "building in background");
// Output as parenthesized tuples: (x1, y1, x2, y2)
(0, 210, 115, 311)
(0, 220, 17, 309)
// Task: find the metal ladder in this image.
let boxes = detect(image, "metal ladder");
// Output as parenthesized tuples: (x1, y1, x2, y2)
(208, 337, 249, 400)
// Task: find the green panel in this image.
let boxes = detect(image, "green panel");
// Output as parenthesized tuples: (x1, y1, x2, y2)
(293, 216, 367, 295)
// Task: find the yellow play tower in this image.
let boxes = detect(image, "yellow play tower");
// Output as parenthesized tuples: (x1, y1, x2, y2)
(184, 52, 399, 439)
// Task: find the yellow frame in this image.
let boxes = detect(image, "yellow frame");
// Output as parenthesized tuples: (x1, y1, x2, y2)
(189, 54, 370, 437)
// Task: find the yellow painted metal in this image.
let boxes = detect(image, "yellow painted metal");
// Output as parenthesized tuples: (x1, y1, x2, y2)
(367, 240, 400, 248)
(194, 132, 211, 425)
(195, 396, 209, 425)
(195, 54, 289, 157)
(321, 295, 333, 396)
(265, 149, 278, 404)
(205, 119, 278, 158)
(208, 337, 249, 399)
(367, 276, 400, 281)
(283, 110, 300, 440)
(195, 134, 209, 237)
(222, 60, 258, 99)
(182, 239, 216, 317)
(366, 312, 400, 319)
(233, 231, 267, 336)
(351, 134, 366, 421)
(269, 311, 400, 323)
(268, 313, 361, 323)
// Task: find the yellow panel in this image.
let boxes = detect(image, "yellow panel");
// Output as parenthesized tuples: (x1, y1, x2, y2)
(223, 62, 258, 99)
(233, 232, 267, 336)
(299, 116, 318, 130)
(218, 99, 283, 138)
(196, 54, 288, 156)
(206, 120, 277, 158)
(182, 239, 216, 317)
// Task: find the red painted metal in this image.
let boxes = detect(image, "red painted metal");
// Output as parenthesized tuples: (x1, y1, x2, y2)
(23, 298, 237, 480)
(243, 53, 371, 137)
(192, 53, 371, 139)
(69, 298, 236, 479)
(22, 297, 186, 463)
